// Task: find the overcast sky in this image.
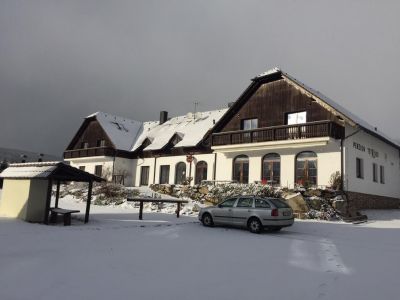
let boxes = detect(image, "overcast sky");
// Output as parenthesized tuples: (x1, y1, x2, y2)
(1, 0, 400, 155)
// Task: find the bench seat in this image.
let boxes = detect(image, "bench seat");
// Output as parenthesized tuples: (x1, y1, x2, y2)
(50, 208, 80, 226)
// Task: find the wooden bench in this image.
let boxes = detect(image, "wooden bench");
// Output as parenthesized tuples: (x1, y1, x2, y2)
(50, 208, 80, 226)
(126, 198, 189, 220)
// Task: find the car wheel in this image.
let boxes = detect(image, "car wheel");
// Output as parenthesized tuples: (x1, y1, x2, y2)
(248, 217, 263, 234)
(201, 213, 214, 227)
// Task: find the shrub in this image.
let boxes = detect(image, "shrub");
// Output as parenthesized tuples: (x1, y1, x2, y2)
(329, 171, 342, 190)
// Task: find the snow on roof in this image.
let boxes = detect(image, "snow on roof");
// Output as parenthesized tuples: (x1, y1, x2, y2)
(87, 112, 143, 151)
(131, 109, 228, 151)
(0, 161, 60, 179)
(256, 67, 400, 148)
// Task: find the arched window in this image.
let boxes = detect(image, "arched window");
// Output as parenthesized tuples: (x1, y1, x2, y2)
(233, 155, 249, 184)
(195, 161, 208, 184)
(175, 162, 187, 184)
(262, 153, 280, 185)
(296, 151, 317, 186)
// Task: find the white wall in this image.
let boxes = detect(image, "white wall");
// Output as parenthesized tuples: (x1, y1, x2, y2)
(214, 139, 341, 188)
(133, 154, 216, 186)
(344, 125, 400, 198)
(65, 156, 115, 180)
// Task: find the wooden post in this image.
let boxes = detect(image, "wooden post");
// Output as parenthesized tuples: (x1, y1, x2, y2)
(44, 179, 53, 224)
(139, 201, 143, 220)
(85, 181, 93, 223)
(177, 202, 181, 218)
(55, 181, 60, 208)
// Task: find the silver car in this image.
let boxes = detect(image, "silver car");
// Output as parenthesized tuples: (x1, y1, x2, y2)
(198, 196, 294, 233)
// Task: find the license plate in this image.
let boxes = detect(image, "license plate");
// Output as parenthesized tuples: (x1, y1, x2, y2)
(283, 211, 291, 216)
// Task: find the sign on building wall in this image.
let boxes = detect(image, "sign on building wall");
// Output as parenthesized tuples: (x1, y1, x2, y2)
(353, 142, 379, 159)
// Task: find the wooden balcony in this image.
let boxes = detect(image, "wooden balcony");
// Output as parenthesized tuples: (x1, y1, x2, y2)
(212, 121, 345, 147)
(63, 147, 116, 159)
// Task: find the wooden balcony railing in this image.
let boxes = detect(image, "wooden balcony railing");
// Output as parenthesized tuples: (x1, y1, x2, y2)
(212, 121, 345, 147)
(63, 147, 116, 159)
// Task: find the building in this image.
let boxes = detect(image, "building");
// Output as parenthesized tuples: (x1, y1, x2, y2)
(64, 68, 400, 209)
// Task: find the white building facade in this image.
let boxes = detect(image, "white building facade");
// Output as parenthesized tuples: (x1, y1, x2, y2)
(64, 68, 400, 209)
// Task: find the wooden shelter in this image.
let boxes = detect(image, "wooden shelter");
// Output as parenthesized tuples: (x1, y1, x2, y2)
(0, 162, 104, 224)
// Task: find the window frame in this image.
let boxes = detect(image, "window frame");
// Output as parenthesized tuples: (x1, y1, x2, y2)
(356, 157, 364, 179)
(233, 155, 249, 184)
(195, 161, 208, 184)
(140, 166, 150, 186)
(380, 165, 385, 184)
(241, 118, 258, 130)
(295, 151, 318, 186)
(262, 153, 281, 186)
(94, 165, 102, 177)
(372, 163, 378, 182)
(175, 162, 187, 185)
(159, 165, 170, 184)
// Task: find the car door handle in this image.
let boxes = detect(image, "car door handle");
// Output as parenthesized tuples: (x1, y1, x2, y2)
(228, 209, 232, 212)
(248, 210, 251, 212)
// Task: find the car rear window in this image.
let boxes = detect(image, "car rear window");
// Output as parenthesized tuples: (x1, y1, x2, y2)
(269, 198, 290, 208)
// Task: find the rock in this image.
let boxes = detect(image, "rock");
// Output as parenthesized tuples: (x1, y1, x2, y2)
(304, 189, 322, 197)
(306, 196, 322, 210)
(283, 193, 309, 213)
(333, 199, 347, 214)
(199, 186, 209, 195)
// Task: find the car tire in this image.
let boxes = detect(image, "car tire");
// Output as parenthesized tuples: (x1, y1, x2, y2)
(201, 213, 214, 227)
(248, 217, 263, 234)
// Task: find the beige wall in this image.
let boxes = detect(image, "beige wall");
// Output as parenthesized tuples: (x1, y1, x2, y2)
(0, 179, 48, 222)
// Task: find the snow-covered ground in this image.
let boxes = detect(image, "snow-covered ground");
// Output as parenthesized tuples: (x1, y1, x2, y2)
(0, 196, 400, 300)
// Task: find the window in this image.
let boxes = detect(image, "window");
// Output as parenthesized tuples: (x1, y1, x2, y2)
(195, 161, 208, 184)
(296, 151, 317, 186)
(356, 158, 364, 179)
(262, 153, 281, 185)
(233, 155, 249, 184)
(79, 166, 85, 171)
(96, 139, 106, 147)
(175, 162, 187, 184)
(241, 118, 258, 130)
(219, 198, 237, 208)
(81, 142, 89, 149)
(255, 198, 271, 209)
(372, 163, 378, 182)
(286, 111, 307, 125)
(159, 165, 170, 184)
(140, 166, 150, 186)
(95, 165, 102, 177)
(269, 198, 290, 208)
(380, 165, 385, 184)
(236, 197, 253, 208)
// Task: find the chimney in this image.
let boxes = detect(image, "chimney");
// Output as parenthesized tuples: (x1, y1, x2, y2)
(160, 111, 168, 124)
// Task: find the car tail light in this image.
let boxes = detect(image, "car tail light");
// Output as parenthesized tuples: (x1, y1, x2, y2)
(271, 209, 279, 217)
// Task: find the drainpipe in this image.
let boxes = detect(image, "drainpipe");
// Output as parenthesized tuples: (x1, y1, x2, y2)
(341, 126, 362, 191)
(213, 153, 217, 182)
(341, 125, 362, 215)
(153, 156, 157, 184)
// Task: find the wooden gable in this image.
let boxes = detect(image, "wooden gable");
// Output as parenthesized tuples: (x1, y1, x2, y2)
(218, 78, 339, 133)
(66, 118, 115, 150)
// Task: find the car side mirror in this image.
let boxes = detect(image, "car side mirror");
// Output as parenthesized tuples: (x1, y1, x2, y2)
(217, 204, 222, 208)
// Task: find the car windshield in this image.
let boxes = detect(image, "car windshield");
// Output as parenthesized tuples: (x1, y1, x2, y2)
(269, 198, 290, 208)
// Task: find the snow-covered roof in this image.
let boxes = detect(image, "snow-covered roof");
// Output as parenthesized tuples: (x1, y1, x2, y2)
(87, 109, 228, 152)
(256, 67, 400, 148)
(87, 112, 143, 151)
(0, 162, 60, 179)
(132, 109, 228, 151)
